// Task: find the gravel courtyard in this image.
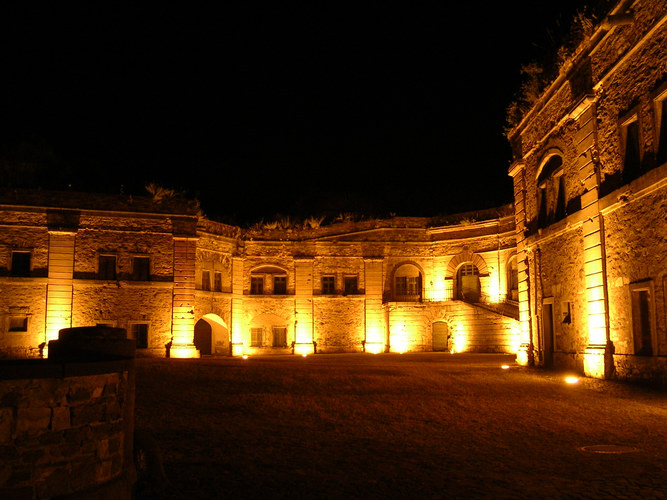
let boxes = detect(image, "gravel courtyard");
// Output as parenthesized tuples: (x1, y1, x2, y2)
(134, 353, 667, 499)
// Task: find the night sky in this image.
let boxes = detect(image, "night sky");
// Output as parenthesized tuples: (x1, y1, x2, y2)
(1, 1, 595, 225)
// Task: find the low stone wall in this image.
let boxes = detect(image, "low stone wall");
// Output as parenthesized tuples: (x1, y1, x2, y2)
(0, 330, 136, 499)
(613, 355, 667, 385)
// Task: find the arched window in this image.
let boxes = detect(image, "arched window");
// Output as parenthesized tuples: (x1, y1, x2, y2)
(536, 154, 565, 228)
(456, 263, 480, 302)
(394, 264, 422, 302)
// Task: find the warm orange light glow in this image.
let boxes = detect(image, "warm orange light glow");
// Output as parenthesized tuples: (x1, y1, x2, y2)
(451, 325, 467, 353)
(293, 343, 313, 356)
(583, 348, 606, 379)
(565, 376, 579, 384)
(364, 342, 384, 354)
(170, 345, 200, 358)
(501, 365, 510, 370)
(486, 280, 501, 304)
(507, 323, 521, 354)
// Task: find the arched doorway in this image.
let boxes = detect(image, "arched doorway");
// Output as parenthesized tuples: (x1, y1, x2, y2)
(457, 264, 480, 302)
(194, 314, 230, 356)
(432, 321, 450, 351)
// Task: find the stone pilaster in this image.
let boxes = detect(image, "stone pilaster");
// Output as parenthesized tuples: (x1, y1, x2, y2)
(44, 231, 76, 357)
(508, 161, 533, 366)
(293, 257, 314, 355)
(574, 100, 612, 378)
(230, 256, 245, 356)
(363, 258, 384, 353)
(170, 237, 199, 358)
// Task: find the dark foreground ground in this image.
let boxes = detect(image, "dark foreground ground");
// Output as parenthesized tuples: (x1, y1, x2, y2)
(134, 353, 667, 499)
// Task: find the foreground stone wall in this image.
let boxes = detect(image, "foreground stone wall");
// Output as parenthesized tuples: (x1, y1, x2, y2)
(0, 359, 135, 499)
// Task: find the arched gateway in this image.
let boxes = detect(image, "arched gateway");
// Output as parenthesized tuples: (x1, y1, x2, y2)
(194, 314, 229, 355)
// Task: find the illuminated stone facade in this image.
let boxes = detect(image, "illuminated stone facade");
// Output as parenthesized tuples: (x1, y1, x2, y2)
(0, 190, 519, 359)
(508, 0, 667, 381)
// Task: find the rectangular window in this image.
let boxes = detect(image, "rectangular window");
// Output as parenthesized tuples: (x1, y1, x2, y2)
(251, 327, 263, 347)
(8, 316, 28, 332)
(561, 301, 572, 324)
(554, 175, 566, 221)
(202, 270, 211, 291)
(250, 276, 264, 295)
(131, 323, 149, 349)
(322, 276, 335, 294)
(630, 283, 653, 356)
(132, 256, 150, 281)
(10, 251, 31, 277)
(98, 255, 117, 280)
(273, 276, 287, 295)
(537, 185, 548, 229)
(655, 92, 667, 165)
(344, 276, 358, 295)
(622, 115, 641, 179)
(214, 271, 222, 292)
(272, 327, 287, 348)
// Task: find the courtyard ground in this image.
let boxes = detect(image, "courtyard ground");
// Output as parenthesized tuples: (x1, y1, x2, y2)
(134, 353, 667, 499)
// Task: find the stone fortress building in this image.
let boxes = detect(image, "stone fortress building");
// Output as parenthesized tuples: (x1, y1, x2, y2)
(508, 0, 667, 381)
(0, 0, 665, 382)
(0, 190, 519, 360)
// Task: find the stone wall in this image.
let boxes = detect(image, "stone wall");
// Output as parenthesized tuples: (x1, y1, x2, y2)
(507, 0, 667, 380)
(0, 191, 520, 360)
(0, 359, 135, 499)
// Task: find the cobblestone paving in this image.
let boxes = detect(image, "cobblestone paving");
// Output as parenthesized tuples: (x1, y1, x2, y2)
(135, 354, 667, 499)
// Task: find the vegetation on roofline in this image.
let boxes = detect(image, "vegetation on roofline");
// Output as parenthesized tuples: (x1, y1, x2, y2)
(505, 1, 612, 132)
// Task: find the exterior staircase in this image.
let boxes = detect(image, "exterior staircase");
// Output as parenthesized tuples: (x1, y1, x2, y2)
(448, 300, 519, 353)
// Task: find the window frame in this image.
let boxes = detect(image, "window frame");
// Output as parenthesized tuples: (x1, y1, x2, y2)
(201, 269, 211, 291)
(321, 275, 336, 295)
(98, 254, 117, 281)
(620, 111, 642, 180)
(131, 255, 151, 281)
(653, 85, 667, 166)
(8, 315, 29, 333)
(129, 322, 149, 349)
(343, 275, 358, 296)
(272, 327, 287, 348)
(250, 276, 264, 295)
(629, 280, 656, 356)
(10, 250, 31, 277)
(250, 327, 263, 347)
(535, 153, 565, 228)
(507, 255, 519, 302)
(273, 275, 287, 295)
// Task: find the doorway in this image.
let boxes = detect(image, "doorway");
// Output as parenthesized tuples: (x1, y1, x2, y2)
(432, 321, 450, 351)
(542, 300, 555, 367)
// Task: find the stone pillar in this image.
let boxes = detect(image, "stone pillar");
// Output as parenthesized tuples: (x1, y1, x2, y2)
(170, 237, 199, 358)
(574, 99, 612, 378)
(364, 258, 384, 353)
(44, 231, 76, 357)
(293, 257, 314, 355)
(230, 256, 245, 356)
(508, 161, 533, 366)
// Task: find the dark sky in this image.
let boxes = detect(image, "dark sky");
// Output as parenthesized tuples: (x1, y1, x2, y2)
(1, 1, 595, 224)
